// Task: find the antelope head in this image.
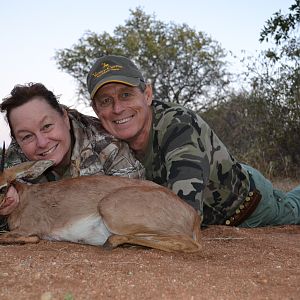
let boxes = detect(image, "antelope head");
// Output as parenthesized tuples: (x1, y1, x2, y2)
(0, 143, 54, 207)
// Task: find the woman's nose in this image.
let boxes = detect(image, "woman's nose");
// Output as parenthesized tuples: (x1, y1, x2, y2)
(35, 133, 49, 148)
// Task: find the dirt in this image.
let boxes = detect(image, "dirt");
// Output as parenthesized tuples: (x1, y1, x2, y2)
(0, 225, 299, 300)
(0, 180, 299, 300)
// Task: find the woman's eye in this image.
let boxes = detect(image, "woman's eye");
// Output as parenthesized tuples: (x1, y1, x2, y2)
(43, 124, 53, 131)
(17, 133, 34, 145)
(22, 134, 33, 141)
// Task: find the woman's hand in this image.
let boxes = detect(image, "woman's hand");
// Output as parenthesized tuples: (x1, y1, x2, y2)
(0, 186, 19, 215)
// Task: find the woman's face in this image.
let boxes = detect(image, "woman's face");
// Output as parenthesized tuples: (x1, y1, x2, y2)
(9, 97, 71, 166)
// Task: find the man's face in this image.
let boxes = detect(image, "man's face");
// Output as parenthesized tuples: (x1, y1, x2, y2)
(92, 83, 153, 151)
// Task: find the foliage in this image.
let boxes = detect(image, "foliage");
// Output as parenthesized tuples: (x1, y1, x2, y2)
(55, 8, 230, 109)
(202, 89, 300, 178)
(259, 0, 300, 72)
(260, 0, 300, 45)
(203, 1, 300, 178)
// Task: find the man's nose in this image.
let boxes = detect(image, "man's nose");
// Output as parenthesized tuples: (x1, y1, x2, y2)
(112, 99, 125, 114)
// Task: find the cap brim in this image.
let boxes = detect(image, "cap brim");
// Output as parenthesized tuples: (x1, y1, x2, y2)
(90, 75, 141, 99)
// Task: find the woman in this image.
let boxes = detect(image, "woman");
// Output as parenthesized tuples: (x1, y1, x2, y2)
(0, 82, 144, 223)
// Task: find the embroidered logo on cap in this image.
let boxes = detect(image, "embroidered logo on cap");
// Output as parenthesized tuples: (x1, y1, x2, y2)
(92, 63, 123, 78)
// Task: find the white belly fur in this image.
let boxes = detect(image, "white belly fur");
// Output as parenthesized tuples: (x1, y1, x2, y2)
(45, 214, 111, 246)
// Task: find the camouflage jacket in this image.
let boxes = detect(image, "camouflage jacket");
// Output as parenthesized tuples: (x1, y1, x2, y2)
(4, 108, 145, 181)
(141, 100, 251, 225)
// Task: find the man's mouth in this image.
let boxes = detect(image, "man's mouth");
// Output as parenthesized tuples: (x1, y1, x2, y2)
(38, 144, 58, 157)
(113, 116, 134, 125)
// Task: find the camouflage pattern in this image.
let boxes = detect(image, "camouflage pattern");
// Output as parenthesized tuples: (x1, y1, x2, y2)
(4, 108, 145, 182)
(142, 100, 251, 225)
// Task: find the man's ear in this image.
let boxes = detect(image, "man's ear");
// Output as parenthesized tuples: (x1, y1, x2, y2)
(144, 84, 153, 106)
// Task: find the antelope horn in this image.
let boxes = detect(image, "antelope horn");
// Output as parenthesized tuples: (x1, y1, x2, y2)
(0, 141, 5, 173)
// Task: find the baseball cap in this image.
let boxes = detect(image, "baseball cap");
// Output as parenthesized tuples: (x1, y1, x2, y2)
(87, 55, 145, 99)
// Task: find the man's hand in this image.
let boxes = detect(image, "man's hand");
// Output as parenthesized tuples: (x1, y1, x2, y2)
(0, 186, 19, 215)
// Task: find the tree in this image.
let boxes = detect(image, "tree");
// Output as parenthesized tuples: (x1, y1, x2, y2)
(255, 0, 299, 119)
(260, 0, 300, 45)
(208, 0, 300, 177)
(55, 8, 230, 109)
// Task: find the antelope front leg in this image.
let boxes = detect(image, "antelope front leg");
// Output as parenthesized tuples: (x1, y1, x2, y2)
(0, 232, 40, 245)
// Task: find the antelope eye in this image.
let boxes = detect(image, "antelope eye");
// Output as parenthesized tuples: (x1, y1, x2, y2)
(0, 186, 7, 206)
(0, 186, 7, 194)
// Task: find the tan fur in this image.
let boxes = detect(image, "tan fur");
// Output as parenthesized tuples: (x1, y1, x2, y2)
(0, 161, 202, 253)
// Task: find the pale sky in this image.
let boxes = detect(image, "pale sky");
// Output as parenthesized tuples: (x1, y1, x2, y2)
(0, 0, 294, 145)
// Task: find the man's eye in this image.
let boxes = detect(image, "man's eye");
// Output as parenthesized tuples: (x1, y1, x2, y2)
(99, 98, 113, 107)
(121, 92, 130, 98)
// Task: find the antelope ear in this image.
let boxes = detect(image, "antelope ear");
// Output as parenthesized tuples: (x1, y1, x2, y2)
(5, 160, 54, 181)
(0, 160, 54, 207)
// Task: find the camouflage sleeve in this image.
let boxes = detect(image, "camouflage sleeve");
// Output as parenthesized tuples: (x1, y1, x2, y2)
(158, 120, 211, 215)
(102, 140, 145, 179)
(68, 110, 145, 180)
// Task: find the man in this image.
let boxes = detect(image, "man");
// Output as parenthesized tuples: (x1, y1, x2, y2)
(87, 55, 300, 227)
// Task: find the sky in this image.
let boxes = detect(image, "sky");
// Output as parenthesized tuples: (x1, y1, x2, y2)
(0, 0, 295, 145)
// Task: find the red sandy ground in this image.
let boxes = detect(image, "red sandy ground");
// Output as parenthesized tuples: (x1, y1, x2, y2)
(0, 179, 299, 300)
